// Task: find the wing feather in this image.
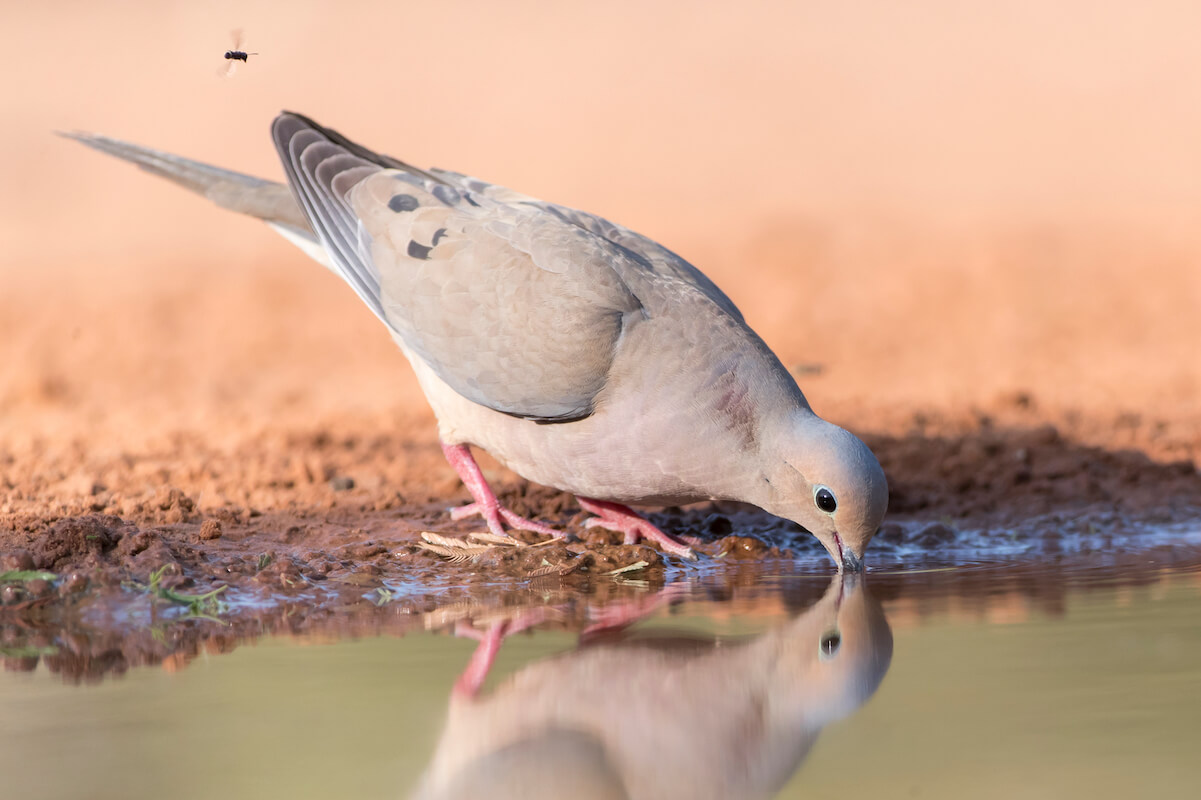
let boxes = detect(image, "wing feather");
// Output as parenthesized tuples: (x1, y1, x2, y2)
(271, 112, 644, 422)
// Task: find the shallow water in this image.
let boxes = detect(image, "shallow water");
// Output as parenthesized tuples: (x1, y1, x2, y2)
(3, 546, 1201, 799)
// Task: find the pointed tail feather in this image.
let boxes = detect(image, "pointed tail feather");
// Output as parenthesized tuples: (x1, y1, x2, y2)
(57, 130, 314, 241)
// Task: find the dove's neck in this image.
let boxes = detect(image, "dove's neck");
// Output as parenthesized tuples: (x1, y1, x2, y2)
(734, 408, 839, 523)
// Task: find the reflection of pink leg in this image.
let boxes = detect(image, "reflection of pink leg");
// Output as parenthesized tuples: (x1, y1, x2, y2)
(453, 622, 507, 698)
(577, 497, 696, 559)
(441, 442, 562, 539)
(452, 610, 551, 698)
(582, 582, 692, 637)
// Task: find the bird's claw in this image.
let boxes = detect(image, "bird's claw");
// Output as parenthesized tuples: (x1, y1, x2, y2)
(578, 498, 697, 560)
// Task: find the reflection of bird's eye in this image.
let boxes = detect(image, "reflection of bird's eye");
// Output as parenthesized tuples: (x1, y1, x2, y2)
(819, 630, 841, 658)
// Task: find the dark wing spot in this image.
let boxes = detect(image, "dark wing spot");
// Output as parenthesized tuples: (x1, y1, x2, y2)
(463, 192, 481, 207)
(432, 185, 461, 206)
(431, 228, 448, 245)
(388, 194, 419, 213)
(407, 240, 433, 260)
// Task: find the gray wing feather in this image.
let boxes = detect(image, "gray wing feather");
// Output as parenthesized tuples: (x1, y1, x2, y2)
(270, 113, 643, 422)
(275, 120, 387, 322)
(431, 168, 745, 323)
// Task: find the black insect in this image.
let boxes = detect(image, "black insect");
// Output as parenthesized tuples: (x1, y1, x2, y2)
(218, 30, 258, 77)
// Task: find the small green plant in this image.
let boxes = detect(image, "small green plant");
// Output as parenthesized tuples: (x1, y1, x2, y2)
(373, 587, 394, 606)
(125, 565, 228, 618)
(0, 570, 57, 584)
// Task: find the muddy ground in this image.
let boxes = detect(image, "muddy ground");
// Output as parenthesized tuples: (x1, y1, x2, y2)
(3, 393, 1200, 682)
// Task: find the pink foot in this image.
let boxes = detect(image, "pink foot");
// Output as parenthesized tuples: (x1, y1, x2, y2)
(452, 609, 551, 698)
(441, 443, 563, 540)
(577, 497, 696, 560)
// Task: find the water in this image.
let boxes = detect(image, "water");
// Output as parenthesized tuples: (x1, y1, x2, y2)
(3, 555, 1201, 799)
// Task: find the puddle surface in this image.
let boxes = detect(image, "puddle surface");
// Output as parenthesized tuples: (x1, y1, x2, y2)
(4, 536, 1201, 800)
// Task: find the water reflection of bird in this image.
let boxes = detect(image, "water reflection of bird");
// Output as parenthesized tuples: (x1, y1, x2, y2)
(61, 114, 888, 568)
(412, 576, 893, 800)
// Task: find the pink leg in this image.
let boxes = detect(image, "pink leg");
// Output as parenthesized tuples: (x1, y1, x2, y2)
(452, 609, 551, 698)
(441, 442, 562, 539)
(577, 497, 696, 560)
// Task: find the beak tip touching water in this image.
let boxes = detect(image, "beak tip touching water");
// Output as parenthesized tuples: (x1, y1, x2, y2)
(822, 533, 865, 573)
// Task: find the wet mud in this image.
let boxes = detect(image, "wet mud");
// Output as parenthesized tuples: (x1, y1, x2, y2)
(3, 396, 1199, 682)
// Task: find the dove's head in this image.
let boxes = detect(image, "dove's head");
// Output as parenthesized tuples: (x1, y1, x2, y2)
(759, 414, 888, 571)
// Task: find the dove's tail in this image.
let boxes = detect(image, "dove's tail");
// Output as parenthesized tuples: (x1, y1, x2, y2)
(58, 130, 327, 265)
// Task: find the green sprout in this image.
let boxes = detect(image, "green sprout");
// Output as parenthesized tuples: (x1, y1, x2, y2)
(0, 570, 58, 584)
(124, 565, 228, 618)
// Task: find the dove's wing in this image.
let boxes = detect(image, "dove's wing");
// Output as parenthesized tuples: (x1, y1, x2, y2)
(431, 167, 746, 324)
(272, 112, 647, 423)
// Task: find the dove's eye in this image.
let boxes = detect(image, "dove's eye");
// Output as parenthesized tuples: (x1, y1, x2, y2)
(815, 487, 837, 513)
(819, 630, 841, 659)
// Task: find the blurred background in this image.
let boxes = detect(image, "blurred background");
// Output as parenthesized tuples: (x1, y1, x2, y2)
(3, 0, 1200, 450)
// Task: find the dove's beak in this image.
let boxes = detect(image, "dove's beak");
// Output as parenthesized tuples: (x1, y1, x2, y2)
(819, 532, 865, 573)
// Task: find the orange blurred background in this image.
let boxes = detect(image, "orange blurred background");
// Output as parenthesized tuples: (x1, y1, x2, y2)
(3, 0, 1200, 450)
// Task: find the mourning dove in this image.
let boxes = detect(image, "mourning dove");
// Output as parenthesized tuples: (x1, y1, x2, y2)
(414, 575, 893, 799)
(62, 112, 888, 567)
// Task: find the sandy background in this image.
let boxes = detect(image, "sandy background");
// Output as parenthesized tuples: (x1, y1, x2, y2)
(3, 0, 1200, 480)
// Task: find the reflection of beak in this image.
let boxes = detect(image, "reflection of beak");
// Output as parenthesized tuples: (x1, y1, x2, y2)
(833, 574, 847, 610)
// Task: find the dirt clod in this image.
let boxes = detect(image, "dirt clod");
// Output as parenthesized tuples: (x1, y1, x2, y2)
(717, 536, 773, 559)
(198, 519, 223, 540)
(32, 516, 124, 570)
